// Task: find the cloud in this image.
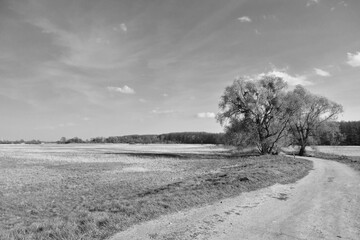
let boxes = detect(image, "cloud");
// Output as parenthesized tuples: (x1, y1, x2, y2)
(82, 117, 90, 121)
(58, 122, 76, 127)
(29, 18, 125, 69)
(139, 98, 146, 103)
(31, 18, 79, 50)
(258, 70, 312, 86)
(338, 1, 348, 7)
(197, 112, 216, 119)
(113, 23, 127, 33)
(162, 93, 169, 97)
(306, 0, 320, 7)
(151, 109, 175, 114)
(314, 68, 331, 77)
(120, 23, 127, 32)
(34, 125, 56, 130)
(347, 52, 360, 67)
(238, 16, 252, 23)
(262, 15, 277, 21)
(107, 85, 135, 94)
(35, 122, 76, 130)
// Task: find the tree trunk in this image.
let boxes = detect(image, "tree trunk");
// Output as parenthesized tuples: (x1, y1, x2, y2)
(260, 142, 270, 155)
(299, 145, 306, 156)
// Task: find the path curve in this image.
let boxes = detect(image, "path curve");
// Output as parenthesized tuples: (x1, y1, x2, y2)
(109, 157, 360, 240)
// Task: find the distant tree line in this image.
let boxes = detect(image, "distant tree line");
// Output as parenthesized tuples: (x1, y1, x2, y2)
(1, 123, 359, 147)
(0, 139, 42, 144)
(1, 122, 360, 146)
(338, 121, 360, 145)
(309, 121, 360, 146)
(57, 132, 225, 145)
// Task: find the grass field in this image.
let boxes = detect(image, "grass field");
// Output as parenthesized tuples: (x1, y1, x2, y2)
(0, 144, 312, 240)
(310, 146, 360, 157)
(306, 146, 360, 172)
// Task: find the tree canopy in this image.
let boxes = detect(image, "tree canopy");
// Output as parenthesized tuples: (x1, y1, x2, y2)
(288, 85, 343, 155)
(217, 77, 343, 155)
(217, 76, 295, 154)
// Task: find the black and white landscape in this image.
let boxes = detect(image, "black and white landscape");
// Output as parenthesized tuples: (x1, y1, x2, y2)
(1, 0, 360, 239)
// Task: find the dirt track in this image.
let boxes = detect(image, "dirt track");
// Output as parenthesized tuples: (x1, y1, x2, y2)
(110, 157, 360, 240)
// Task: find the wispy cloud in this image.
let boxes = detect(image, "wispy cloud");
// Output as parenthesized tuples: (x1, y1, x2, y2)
(347, 52, 360, 67)
(120, 23, 127, 32)
(338, 1, 348, 7)
(306, 0, 320, 7)
(34, 125, 56, 130)
(107, 85, 135, 94)
(314, 68, 331, 77)
(330, 1, 347, 11)
(58, 122, 76, 127)
(238, 16, 252, 23)
(151, 109, 176, 114)
(197, 112, 216, 119)
(258, 70, 312, 86)
(35, 122, 76, 130)
(29, 18, 125, 69)
(262, 15, 277, 21)
(114, 23, 128, 33)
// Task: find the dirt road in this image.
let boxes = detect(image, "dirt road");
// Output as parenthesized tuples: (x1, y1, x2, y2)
(110, 157, 360, 240)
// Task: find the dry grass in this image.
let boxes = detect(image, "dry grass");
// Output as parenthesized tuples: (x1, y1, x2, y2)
(0, 144, 312, 240)
(310, 145, 360, 157)
(305, 146, 360, 172)
(283, 145, 360, 172)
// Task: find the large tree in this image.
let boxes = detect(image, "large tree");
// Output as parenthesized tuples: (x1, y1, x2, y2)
(288, 85, 343, 156)
(217, 76, 295, 154)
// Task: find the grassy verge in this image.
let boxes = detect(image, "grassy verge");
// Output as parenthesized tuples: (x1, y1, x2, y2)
(1, 154, 312, 240)
(305, 151, 360, 172)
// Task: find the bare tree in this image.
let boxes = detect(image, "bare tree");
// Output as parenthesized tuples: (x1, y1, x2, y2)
(288, 85, 343, 156)
(217, 76, 295, 154)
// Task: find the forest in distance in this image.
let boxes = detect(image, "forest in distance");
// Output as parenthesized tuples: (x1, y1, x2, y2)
(1, 120, 360, 146)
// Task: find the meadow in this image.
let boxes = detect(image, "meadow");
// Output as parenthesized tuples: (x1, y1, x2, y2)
(309, 145, 360, 156)
(0, 144, 312, 240)
(306, 145, 360, 172)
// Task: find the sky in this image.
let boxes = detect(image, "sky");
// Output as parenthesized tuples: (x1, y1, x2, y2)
(1, 0, 360, 141)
